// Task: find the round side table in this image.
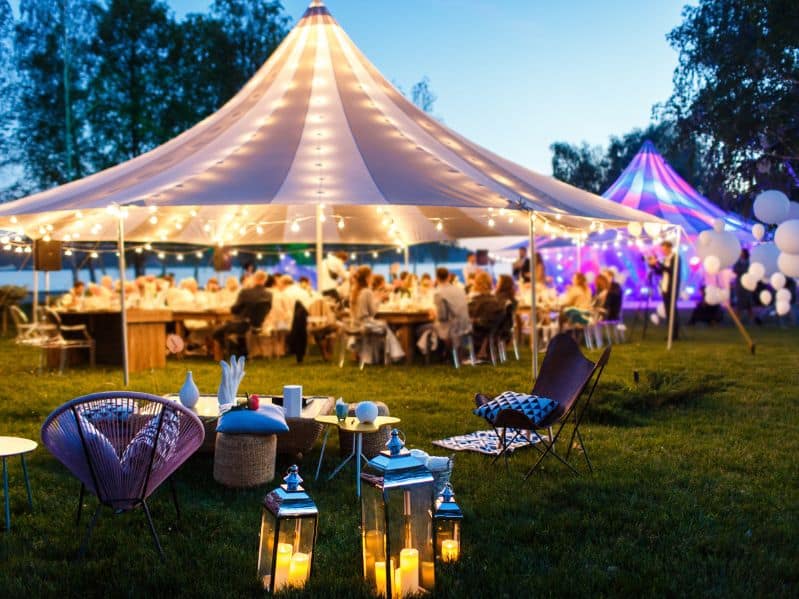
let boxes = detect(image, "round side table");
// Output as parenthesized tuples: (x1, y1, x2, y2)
(0, 437, 39, 530)
(0, 436, 36, 532)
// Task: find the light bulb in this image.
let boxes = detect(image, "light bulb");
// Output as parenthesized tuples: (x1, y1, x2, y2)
(372, 251, 378, 258)
(158, 252, 166, 259)
(256, 225, 264, 235)
(488, 218, 495, 227)
(291, 221, 300, 233)
(64, 249, 73, 256)
(149, 215, 158, 225)
(176, 254, 184, 261)
(135, 247, 143, 254)
(279, 253, 286, 260)
(231, 250, 239, 257)
(256, 253, 263, 260)
(436, 221, 443, 232)
(338, 218, 345, 230)
(320, 213, 327, 223)
(304, 250, 311, 257)
(195, 251, 203, 259)
(90, 252, 99, 259)
(203, 223, 212, 232)
(350, 252, 356, 260)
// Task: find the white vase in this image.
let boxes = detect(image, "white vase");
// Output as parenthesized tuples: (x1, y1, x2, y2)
(179, 371, 200, 409)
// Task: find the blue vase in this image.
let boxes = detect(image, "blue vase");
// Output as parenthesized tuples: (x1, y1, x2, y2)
(179, 371, 200, 409)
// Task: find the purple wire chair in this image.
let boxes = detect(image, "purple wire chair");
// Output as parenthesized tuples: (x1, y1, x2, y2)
(41, 391, 205, 557)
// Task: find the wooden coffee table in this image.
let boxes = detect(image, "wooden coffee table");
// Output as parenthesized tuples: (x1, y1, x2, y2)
(0, 436, 36, 531)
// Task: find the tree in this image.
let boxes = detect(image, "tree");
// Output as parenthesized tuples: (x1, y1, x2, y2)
(14, 0, 95, 192)
(411, 76, 437, 114)
(549, 142, 608, 194)
(86, 0, 180, 169)
(0, 0, 20, 198)
(667, 0, 799, 209)
(210, 0, 289, 92)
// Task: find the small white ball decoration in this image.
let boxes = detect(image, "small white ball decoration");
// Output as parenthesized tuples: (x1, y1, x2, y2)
(748, 262, 766, 281)
(704, 285, 721, 305)
(740, 273, 758, 291)
(627, 222, 643, 237)
(753, 190, 790, 224)
(703, 255, 721, 275)
(775, 300, 791, 316)
(355, 401, 379, 424)
(649, 313, 660, 325)
(774, 219, 799, 254)
(752, 223, 765, 241)
(775, 288, 791, 304)
(770, 272, 786, 290)
(759, 290, 773, 305)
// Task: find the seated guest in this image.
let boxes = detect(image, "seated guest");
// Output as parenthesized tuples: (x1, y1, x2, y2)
(298, 276, 314, 299)
(205, 277, 221, 293)
(593, 273, 610, 314)
(61, 281, 86, 309)
(416, 273, 435, 308)
(83, 283, 111, 310)
(212, 271, 272, 361)
(167, 277, 198, 309)
(468, 271, 503, 355)
(99, 275, 115, 297)
(560, 272, 593, 326)
(688, 286, 723, 326)
(432, 267, 471, 342)
(602, 269, 623, 321)
(349, 266, 403, 363)
(217, 276, 240, 307)
(494, 274, 516, 308)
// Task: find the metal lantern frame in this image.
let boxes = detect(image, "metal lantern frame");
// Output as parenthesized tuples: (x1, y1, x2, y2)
(360, 429, 436, 598)
(433, 483, 463, 563)
(258, 465, 319, 593)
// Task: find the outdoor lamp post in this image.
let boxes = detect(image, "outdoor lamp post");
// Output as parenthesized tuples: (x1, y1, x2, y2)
(258, 465, 318, 593)
(360, 429, 435, 598)
(433, 483, 463, 563)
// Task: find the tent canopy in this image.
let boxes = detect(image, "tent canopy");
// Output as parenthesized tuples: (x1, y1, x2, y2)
(0, 0, 662, 247)
(602, 141, 747, 237)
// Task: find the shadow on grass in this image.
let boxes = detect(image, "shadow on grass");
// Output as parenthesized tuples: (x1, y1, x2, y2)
(588, 370, 730, 426)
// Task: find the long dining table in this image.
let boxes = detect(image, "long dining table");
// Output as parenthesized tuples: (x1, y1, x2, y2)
(376, 309, 434, 364)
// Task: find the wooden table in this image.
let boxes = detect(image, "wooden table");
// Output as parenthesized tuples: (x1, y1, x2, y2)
(59, 309, 172, 373)
(377, 310, 434, 364)
(0, 436, 36, 531)
(171, 308, 232, 338)
(314, 415, 401, 496)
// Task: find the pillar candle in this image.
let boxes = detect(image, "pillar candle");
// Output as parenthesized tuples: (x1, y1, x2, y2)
(273, 543, 293, 591)
(287, 552, 310, 588)
(420, 561, 435, 589)
(399, 548, 419, 593)
(375, 559, 395, 597)
(441, 539, 459, 562)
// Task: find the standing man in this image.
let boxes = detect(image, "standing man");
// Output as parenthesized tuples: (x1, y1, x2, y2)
(512, 247, 531, 282)
(463, 253, 480, 280)
(648, 240, 680, 340)
(318, 251, 348, 301)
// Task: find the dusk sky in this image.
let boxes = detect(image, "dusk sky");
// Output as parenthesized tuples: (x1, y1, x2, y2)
(10, 0, 689, 175)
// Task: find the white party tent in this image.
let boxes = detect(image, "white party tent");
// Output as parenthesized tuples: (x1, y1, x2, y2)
(0, 0, 667, 381)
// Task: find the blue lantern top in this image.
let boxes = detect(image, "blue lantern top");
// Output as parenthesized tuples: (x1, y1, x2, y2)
(363, 429, 434, 491)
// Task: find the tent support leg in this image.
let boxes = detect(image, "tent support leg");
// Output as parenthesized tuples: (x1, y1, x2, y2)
(117, 213, 129, 386)
(315, 203, 324, 290)
(529, 212, 538, 380)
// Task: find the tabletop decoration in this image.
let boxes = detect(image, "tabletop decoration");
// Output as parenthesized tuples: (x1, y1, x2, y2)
(360, 429, 435, 597)
(355, 401, 379, 424)
(178, 371, 200, 409)
(258, 465, 318, 593)
(217, 355, 246, 411)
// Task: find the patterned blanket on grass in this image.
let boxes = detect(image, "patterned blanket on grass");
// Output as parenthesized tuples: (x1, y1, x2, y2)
(432, 429, 541, 456)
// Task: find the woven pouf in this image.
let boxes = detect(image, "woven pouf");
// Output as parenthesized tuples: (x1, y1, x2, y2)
(213, 433, 277, 488)
(338, 402, 391, 459)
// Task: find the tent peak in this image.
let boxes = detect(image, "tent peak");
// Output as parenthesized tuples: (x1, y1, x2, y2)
(302, 0, 331, 19)
(640, 140, 657, 152)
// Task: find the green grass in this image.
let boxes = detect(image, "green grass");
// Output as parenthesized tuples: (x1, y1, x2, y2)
(0, 323, 797, 597)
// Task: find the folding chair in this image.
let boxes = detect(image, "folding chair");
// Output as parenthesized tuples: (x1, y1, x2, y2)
(479, 332, 611, 477)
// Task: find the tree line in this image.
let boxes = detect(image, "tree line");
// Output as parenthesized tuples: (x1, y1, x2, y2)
(550, 0, 798, 216)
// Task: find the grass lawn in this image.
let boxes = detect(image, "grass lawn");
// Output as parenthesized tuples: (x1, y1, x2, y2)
(0, 323, 797, 597)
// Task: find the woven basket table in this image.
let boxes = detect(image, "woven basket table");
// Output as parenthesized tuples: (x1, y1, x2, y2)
(213, 433, 276, 488)
(278, 396, 335, 457)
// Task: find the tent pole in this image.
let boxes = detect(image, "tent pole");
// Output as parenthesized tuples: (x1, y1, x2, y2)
(576, 240, 582, 272)
(666, 226, 681, 351)
(315, 203, 323, 290)
(403, 245, 410, 270)
(32, 268, 39, 324)
(117, 213, 130, 386)
(529, 212, 538, 380)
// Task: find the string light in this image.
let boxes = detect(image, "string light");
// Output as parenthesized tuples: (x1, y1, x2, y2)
(90, 251, 99, 259)
(176, 254, 184, 261)
(195, 251, 203, 259)
(158, 251, 166, 259)
(436, 221, 443, 232)
(291, 220, 300, 233)
(338, 217, 345, 230)
(149, 215, 158, 225)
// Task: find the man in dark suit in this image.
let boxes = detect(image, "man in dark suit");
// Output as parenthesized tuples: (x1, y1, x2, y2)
(512, 247, 531, 282)
(212, 270, 272, 360)
(648, 240, 681, 340)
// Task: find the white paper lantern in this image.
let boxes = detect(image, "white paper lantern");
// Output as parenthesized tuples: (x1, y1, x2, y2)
(774, 219, 799, 254)
(355, 401, 379, 424)
(752, 223, 766, 241)
(656, 302, 667, 319)
(770, 272, 786, 290)
(695, 230, 740, 268)
(740, 273, 758, 291)
(753, 190, 790, 224)
(712, 218, 725, 233)
(649, 313, 660, 325)
(643, 222, 662, 238)
(750, 243, 780, 276)
(704, 285, 722, 305)
(703, 255, 721, 275)
(775, 288, 791, 304)
(777, 252, 799, 278)
(627, 222, 643, 237)
(759, 290, 773, 305)
(775, 300, 791, 316)
(748, 261, 766, 280)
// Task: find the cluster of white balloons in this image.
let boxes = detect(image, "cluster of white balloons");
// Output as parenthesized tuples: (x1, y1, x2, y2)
(746, 190, 799, 316)
(695, 217, 741, 306)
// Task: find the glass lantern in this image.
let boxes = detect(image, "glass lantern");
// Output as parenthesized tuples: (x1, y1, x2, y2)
(433, 484, 463, 563)
(258, 465, 318, 593)
(360, 429, 435, 598)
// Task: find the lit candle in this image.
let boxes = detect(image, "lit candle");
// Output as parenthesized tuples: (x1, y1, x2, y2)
(287, 552, 310, 588)
(399, 548, 419, 594)
(441, 539, 459, 562)
(273, 542, 293, 591)
(420, 561, 435, 589)
(375, 559, 395, 597)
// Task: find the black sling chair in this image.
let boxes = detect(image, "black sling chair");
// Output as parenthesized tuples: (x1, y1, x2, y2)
(477, 332, 610, 478)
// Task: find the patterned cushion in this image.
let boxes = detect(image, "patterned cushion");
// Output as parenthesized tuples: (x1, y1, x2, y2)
(473, 391, 558, 425)
(121, 409, 180, 470)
